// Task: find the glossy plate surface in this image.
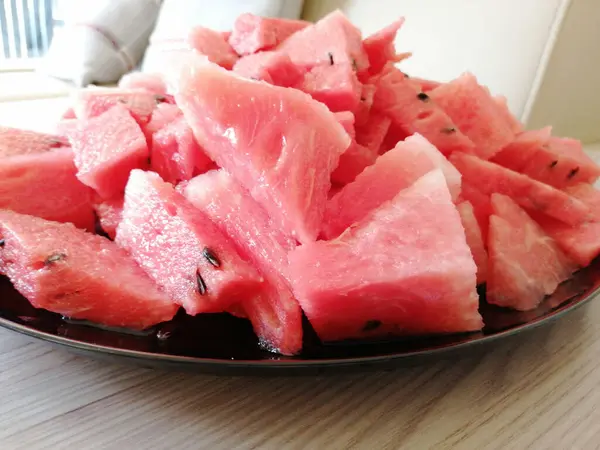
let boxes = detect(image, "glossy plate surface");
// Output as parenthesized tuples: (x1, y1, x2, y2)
(1, 259, 599, 375)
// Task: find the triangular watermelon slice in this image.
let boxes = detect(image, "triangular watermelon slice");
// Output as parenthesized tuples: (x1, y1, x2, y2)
(298, 63, 362, 113)
(457, 201, 488, 284)
(116, 170, 264, 316)
(118, 72, 168, 96)
(487, 194, 576, 311)
(0, 126, 67, 158)
(289, 170, 482, 342)
(331, 142, 377, 186)
(355, 112, 391, 153)
(450, 153, 590, 226)
(181, 170, 303, 355)
(0, 210, 177, 330)
(175, 60, 350, 244)
(233, 51, 304, 87)
(188, 26, 239, 69)
(93, 195, 124, 240)
(460, 182, 492, 243)
(362, 18, 405, 75)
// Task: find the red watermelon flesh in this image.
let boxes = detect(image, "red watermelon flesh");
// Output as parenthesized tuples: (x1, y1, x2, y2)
(143, 102, 183, 142)
(460, 182, 492, 243)
(278, 10, 369, 73)
(175, 60, 350, 244)
(73, 88, 159, 126)
(450, 153, 590, 226)
(150, 116, 214, 184)
(118, 72, 168, 96)
(457, 201, 488, 284)
(188, 26, 239, 70)
(0, 210, 177, 329)
(229, 13, 309, 56)
(298, 63, 362, 113)
(61, 107, 76, 120)
(323, 136, 437, 239)
(331, 142, 377, 186)
(411, 77, 441, 92)
(116, 170, 264, 315)
(93, 195, 124, 240)
(363, 18, 404, 75)
(429, 73, 516, 160)
(354, 83, 376, 126)
(355, 112, 391, 153)
(494, 95, 523, 134)
(289, 170, 482, 342)
(67, 104, 149, 199)
(0, 126, 67, 158)
(233, 51, 304, 87)
(182, 170, 302, 355)
(0, 149, 94, 231)
(487, 194, 576, 311)
(54, 119, 79, 138)
(372, 65, 476, 157)
(333, 111, 355, 138)
(492, 127, 552, 171)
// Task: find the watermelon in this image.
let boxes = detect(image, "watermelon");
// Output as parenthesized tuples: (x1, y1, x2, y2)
(411, 77, 441, 92)
(54, 119, 79, 138)
(229, 13, 309, 55)
(143, 102, 183, 141)
(116, 170, 264, 316)
(460, 182, 492, 243)
(429, 74, 517, 159)
(175, 60, 350, 244)
(181, 170, 302, 355)
(0, 126, 67, 158)
(372, 65, 476, 156)
(355, 112, 391, 153)
(232, 51, 304, 87)
(61, 107, 76, 120)
(0, 210, 177, 330)
(362, 18, 405, 75)
(492, 128, 600, 188)
(150, 115, 214, 184)
(331, 142, 377, 186)
(333, 111, 356, 138)
(93, 195, 124, 240)
(494, 95, 523, 134)
(487, 194, 576, 311)
(354, 83, 376, 126)
(457, 201, 488, 284)
(0, 148, 95, 230)
(289, 170, 482, 342)
(323, 135, 437, 239)
(67, 104, 150, 199)
(298, 63, 362, 113)
(188, 26, 239, 70)
(118, 72, 168, 96)
(279, 10, 369, 73)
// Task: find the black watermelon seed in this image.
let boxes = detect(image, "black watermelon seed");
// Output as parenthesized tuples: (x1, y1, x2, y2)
(352, 58, 358, 71)
(44, 252, 66, 265)
(196, 270, 207, 295)
(202, 247, 221, 268)
(403, 72, 410, 78)
(328, 52, 334, 65)
(417, 92, 430, 102)
(49, 139, 63, 148)
(441, 127, 456, 134)
(549, 160, 558, 168)
(362, 320, 382, 332)
(568, 167, 580, 179)
(0, 239, 4, 247)
(154, 95, 167, 103)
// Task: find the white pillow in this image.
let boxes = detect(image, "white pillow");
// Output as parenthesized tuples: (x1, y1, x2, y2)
(39, 0, 161, 87)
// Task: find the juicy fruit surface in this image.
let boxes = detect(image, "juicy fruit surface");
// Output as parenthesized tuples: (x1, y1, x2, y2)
(0, 127, 67, 158)
(118, 72, 168, 96)
(116, 170, 264, 316)
(233, 51, 304, 87)
(73, 88, 158, 126)
(182, 170, 302, 355)
(93, 195, 124, 240)
(175, 60, 350, 244)
(363, 18, 405, 75)
(68, 104, 149, 199)
(487, 194, 575, 311)
(0, 210, 177, 329)
(457, 201, 488, 284)
(331, 142, 377, 186)
(298, 63, 362, 113)
(0, 149, 95, 230)
(289, 170, 482, 342)
(188, 27, 239, 69)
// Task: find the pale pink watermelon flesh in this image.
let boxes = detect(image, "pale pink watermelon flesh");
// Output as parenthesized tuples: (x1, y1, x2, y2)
(150, 115, 214, 184)
(363, 18, 404, 75)
(73, 88, 160, 126)
(118, 72, 168, 96)
(429, 74, 516, 160)
(0, 126, 67, 158)
(450, 153, 590, 226)
(331, 142, 377, 186)
(491, 127, 552, 171)
(116, 170, 264, 316)
(487, 194, 576, 311)
(411, 77, 441, 92)
(188, 26, 239, 70)
(289, 170, 482, 342)
(229, 13, 309, 55)
(355, 112, 391, 153)
(233, 51, 304, 87)
(93, 195, 124, 240)
(354, 83, 376, 126)
(67, 104, 150, 199)
(323, 136, 437, 239)
(0, 210, 177, 329)
(460, 182, 492, 243)
(182, 170, 302, 355)
(0, 149, 95, 231)
(298, 63, 362, 113)
(333, 111, 356, 138)
(457, 201, 488, 284)
(143, 102, 183, 142)
(61, 107, 76, 120)
(175, 60, 350, 244)
(54, 119, 79, 138)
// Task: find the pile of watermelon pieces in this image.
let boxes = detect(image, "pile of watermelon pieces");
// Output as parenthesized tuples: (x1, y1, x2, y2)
(1, 10, 600, 356)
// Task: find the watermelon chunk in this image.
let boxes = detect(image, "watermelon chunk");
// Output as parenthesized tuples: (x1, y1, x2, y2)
(61, 107, 76, 120)
(487, 194, 576, 311)
(333, 111, 356, 138)
(460, 182, 492, 243)
(150, 115, 214, 184)
(143, 102, 183, 142)
(67, 104, 149, 199)
(0, 126, 67, 158)
(450, 153, 590, 226)
(279, 10, 369, 73)
(0, 149, 95, 230)
(229, 13, 309, 55)
(188, 26, 239, 70)
(354, 83, 376, 126)
(289, 170, 482, 342)
(372, 65, 476, 156)
(116, 170, 264, 315)
(298, 63, 362, 113)
(355, 112, 391, 153)
(363, 18, 404, 75)
(457, 201, 488, 284)
(93, 195, 124, 240)
(331, 142, 377, 186)
(233, 51, 304, 87)
(118, 72, 168, 96)
(182, 170, 303, 355)
(491, 127, 552, 171)
(0, 210, 177, 330)
(175, 60, 350, 244)
(411, 77, 442, 92)
(429, 74, 517, 159)
(54, 119, 79, 138)
(323, 135, 437, 239)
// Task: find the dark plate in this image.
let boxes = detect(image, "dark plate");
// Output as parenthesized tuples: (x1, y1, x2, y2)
(1, 258, 599, 375)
